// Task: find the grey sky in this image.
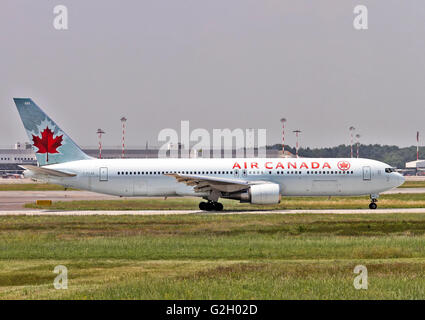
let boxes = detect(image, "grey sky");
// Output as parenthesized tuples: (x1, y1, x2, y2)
(1, 0, 424, 149)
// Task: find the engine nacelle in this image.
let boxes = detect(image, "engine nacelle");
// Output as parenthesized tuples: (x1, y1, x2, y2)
(250, 183, 281, 204)
(226, 183, 281, 204)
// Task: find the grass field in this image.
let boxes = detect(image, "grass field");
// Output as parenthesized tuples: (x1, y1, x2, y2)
(25, 193, 425, 210)
(399, 180, 425, 188)
(2, 213, 425, 299)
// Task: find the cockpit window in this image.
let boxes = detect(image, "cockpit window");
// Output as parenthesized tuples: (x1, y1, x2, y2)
(385, 168, 396, 173)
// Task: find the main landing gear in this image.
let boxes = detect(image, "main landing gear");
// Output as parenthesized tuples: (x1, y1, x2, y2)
(199, 201, 223, 211)
(369, 194, 379, 209)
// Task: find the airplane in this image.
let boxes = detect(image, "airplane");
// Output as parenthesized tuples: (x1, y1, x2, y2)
(13, 98, 405, 211)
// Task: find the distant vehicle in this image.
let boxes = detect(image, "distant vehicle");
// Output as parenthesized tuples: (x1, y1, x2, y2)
(1, 173, 22, 179)
(14, 98, 405, 210)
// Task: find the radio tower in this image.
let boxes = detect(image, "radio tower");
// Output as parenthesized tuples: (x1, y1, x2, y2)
(293, 130, 302, 158)
(349, 126, 355, 158)
(355, 134, 360, 158)
(280, 118, 287, 156)
(96, 128, 105, 159)
(120, 117, 127, 158)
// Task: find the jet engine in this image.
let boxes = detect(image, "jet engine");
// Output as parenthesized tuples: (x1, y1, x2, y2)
(226, 183, 281, 204)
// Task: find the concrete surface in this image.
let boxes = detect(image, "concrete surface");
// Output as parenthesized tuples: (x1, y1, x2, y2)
(1, 208, 425, 216)
(0, 188, 424, 211)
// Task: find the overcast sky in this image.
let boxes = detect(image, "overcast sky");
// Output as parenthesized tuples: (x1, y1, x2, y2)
(1, 1, 424, 149)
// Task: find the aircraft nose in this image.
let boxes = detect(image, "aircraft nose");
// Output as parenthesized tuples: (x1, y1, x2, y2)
(393, 173, 405, 188)
(398, 173, 405, 186)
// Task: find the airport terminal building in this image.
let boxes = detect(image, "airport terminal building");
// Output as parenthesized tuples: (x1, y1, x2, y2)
(0, 142, 285, 176)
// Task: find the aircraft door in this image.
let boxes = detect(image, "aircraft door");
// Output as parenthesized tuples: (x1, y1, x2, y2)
(234, 169, 239, 178)
(99, 167, 108, 181)
(363, 166, 371, 181)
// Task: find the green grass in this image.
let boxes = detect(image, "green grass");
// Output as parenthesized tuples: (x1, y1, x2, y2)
(2, 214, 425, 299)
(25, 193, 425, 210)
(399, 180, 425, 188)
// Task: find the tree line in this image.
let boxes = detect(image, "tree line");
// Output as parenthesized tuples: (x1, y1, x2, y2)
(268, 144, 423, 169)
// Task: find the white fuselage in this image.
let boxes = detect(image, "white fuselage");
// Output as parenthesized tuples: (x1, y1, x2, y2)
(25, 158, 405, 199)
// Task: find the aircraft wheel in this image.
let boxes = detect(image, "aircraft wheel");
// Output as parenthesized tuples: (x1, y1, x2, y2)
(205, 202, 215, 211)
(199, 202, 207, 211)
(369, 202, 377, 209)
(215, 202, 224, 211)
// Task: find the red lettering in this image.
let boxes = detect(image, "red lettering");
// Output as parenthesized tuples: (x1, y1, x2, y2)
(311, 162, 320, 169)
(276, 162, 284, 169)
(265, 162, 273, 169)
(288, 162, 297, 169)
(251, 162, 259, 169)
(244, 162, 247, 169)
(300, 162, 308, 169)
(232, 162, 241, 169)
(323, 162, 331, 169)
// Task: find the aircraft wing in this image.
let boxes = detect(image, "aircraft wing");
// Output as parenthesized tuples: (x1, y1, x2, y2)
(20, 165, 77, 177)
(165, 173, 250, 193)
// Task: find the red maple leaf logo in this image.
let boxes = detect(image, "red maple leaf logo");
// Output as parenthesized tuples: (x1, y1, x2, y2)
(32, 126, 63, 162)
(337, 161, 351, 171)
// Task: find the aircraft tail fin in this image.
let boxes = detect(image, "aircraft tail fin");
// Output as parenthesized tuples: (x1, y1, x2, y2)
(13, 98, 92, 166)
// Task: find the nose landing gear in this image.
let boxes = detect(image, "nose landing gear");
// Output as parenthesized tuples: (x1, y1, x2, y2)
(199, 201, 223, 211)
(369, 201, 377, 209)
(369, 194, 379, 209)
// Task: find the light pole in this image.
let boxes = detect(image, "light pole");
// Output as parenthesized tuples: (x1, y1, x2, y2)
(355, 134, 360, 158)
(120, 117, 127, 158)
(293, 130, 302, 158)
(417, 131, 420, 161)
(280, 118, 287, 156)
(349, 126, 355, 158)
(96, 129, 105, 159)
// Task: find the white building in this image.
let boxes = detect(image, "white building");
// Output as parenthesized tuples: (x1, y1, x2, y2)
(406, 160, 425, 169)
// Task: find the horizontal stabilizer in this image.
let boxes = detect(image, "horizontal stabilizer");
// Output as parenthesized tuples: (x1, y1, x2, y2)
(20, 165, 76, 177)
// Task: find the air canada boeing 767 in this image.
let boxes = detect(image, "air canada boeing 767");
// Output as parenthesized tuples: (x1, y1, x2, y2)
(13, 98, 405, 211)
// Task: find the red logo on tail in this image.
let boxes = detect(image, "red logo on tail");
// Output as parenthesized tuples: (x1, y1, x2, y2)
(32, 126, 63, 162)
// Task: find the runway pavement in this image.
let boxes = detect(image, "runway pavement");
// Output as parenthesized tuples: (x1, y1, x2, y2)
(0, 188, 423, 211)
(0, 190, 120, 210)
(2, 208, 425, 216)
(383, 188, 425, 194)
